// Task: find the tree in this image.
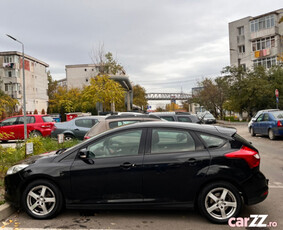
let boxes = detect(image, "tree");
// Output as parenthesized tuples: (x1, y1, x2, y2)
(0, 90, 18, 119)
(82, 75, 125, 112)
(133, 84, 147, 111)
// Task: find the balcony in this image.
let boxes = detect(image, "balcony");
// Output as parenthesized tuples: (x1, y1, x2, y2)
(250, 26, 278, 40)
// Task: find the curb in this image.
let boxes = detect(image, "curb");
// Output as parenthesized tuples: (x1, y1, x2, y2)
(0, 203, 15, 221)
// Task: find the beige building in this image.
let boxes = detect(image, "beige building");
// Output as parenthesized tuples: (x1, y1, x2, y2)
(0, 51, 49, 114)
(229, 8, 283, 69)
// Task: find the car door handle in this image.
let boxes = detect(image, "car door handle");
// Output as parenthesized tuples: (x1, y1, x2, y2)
(74, 128, 79, 131)
(120, 162, 135, 170)
(187, 158, 197, 166)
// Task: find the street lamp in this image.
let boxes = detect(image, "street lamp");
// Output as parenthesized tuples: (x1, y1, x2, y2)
(6, 34, 27, 141)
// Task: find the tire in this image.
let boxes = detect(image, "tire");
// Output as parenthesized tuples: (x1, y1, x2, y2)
(64, 134, 74, 141)
(22, 180, 63, 219)
(248, 126, 251, 133)
(268, 129, 276, 140)
(198, 182, 242, 224)
(29, 130, 42, 138)
(251, 128, 255, 137)
(1, 140, 8, 143)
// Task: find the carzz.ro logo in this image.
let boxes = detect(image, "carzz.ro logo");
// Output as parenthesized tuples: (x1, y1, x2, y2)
(228, 215, 277, 228)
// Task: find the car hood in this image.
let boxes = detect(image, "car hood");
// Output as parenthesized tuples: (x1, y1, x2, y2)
(19, 150, 58, 165)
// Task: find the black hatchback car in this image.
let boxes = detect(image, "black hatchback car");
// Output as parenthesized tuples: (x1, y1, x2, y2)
(5, 122, 268, 223)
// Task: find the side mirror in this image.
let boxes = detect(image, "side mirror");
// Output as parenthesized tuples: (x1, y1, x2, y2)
(79, 149, 89, 159)
(251, 118, 256, 122)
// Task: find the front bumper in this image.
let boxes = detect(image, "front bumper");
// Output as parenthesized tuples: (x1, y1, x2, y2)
(4, 172, 24, 208)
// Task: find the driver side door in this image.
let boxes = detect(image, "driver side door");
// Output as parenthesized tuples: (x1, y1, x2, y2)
(70, 128, 146, 204)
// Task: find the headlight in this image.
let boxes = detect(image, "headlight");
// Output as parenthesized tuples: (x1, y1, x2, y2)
(6, 164, 29, 175)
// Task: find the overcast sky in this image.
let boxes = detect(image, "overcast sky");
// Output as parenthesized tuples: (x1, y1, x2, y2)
(1, 0, 282, 96)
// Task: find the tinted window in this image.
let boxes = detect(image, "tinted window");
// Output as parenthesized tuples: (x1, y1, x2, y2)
(109, 120, 140, 129)
(177, 116, 192, 122)
(42, 116, 54, 122)
(87, 129, 142, 158)
(75, 119, 95, 128)
(199, 134, 226, 148)
(160, 116, 175, 121)
(263, 113, 269, 121)
(151, 129, 195, 154)
(1, 117, 17, 126)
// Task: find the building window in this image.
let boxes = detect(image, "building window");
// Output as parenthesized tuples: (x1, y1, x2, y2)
(250, 14, 275, 32)
(4, 56, 13, 63)
(8, 71, 12, 77)
(251, 36, 275, 51)
(237, 26, 244, 35)
(253, 56, 277, 68)
(238, 45, 245, 53)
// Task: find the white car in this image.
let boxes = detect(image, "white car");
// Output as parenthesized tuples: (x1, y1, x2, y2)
(248, 109, 279, 132)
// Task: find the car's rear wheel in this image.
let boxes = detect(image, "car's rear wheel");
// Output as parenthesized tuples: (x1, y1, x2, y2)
(268, 129, 276, 140)
(198, 182, 242, 224)
(29, 130, 42, 138)
(22, 180, 63, 219)
(64, 134, 74, 141)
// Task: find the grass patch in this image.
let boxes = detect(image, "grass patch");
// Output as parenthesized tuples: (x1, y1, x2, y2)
(0, 137, 80, 204)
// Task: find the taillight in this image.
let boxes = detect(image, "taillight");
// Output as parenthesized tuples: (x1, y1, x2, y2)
(225, 146, 260, 169)
(84, 136, 90, 140)
(277, 121, 283, 127)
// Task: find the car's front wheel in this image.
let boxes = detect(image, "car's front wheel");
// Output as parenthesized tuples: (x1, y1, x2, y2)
(22, 180, 63, 219)
(198, 182, 242, 224)
(251, 128, 256, 136)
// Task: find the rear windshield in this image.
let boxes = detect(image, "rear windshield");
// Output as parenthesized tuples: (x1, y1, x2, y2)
(189, 115, 200, 123)
(42, 116, 54, 122)
(271, 111, 283, 119)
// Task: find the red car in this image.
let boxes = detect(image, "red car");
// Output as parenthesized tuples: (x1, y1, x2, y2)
(0, 115, 55, 142)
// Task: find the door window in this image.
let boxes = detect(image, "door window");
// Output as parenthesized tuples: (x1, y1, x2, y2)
(86, 129, 143, 158)
(75, 119, 96, 128)
(151, 129, 195, 154)
(177, 116, 192, 122)
(256, 114, 264, 122)
(1, 117, 17, 126)
(17, 116, 35, 124)
(160, 116, 174, 121)
(263, 113, 269, 121)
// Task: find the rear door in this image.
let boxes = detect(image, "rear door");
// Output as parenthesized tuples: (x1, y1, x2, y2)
(142, 128, 210, 203)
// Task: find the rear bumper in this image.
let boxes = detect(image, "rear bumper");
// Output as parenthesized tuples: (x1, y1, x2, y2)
(273, 127, 283, 136)
(241, 172, 268, 205)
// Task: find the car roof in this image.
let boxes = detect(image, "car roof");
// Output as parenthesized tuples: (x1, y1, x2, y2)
(105, 121, 236, 138)
(73, 116, 105, 120)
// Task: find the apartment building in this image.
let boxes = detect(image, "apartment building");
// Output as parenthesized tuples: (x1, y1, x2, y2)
(0, 51, 49, 114)
(229, 8, 283, 69)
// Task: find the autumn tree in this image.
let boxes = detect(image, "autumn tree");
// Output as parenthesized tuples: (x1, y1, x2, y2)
(82, 75, 125, 112)
(0, 89, 18, 119)
(133, 84, 147, 111)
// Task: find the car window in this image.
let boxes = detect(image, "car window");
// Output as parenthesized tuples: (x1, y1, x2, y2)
(160, 116, 175, 121)
(271, 111, 283, 119)
(177, 116, 192, 122)
(75, 119, 95, 128)
(1, 117, 17, 126)
(17, 116, 35, 124)
(256, 114, 264, 122)
(151, 128, 195, 154)
(42, 116, 54, 122)
(263, 113, 269, 121)
(109, 120, 140, 129)
(86, 129, 143, 158)
(199, 133, 226, 148)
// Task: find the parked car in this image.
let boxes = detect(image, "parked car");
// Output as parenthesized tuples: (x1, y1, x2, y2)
(197, 112, 216, 124)
(51, 116, 104, 140)
(150, 112, 201, 123)
(0, 115, 55, 142)
(84, 114, 161, 139)
(251, 110, 283, 140)
(248, 109, 279, 133)
(5, 122, 268, 223)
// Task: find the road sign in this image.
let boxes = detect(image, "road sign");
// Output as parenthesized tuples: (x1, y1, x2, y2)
(275, 89, 279, 98)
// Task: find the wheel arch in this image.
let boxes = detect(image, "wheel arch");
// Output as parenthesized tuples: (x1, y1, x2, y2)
(194, 177, 247, 208)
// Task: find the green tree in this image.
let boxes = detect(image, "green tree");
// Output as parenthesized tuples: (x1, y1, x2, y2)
(133, 84, 147, 111)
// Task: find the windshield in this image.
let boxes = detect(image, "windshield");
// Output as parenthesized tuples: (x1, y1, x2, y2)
(205, 114, 215, 118)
